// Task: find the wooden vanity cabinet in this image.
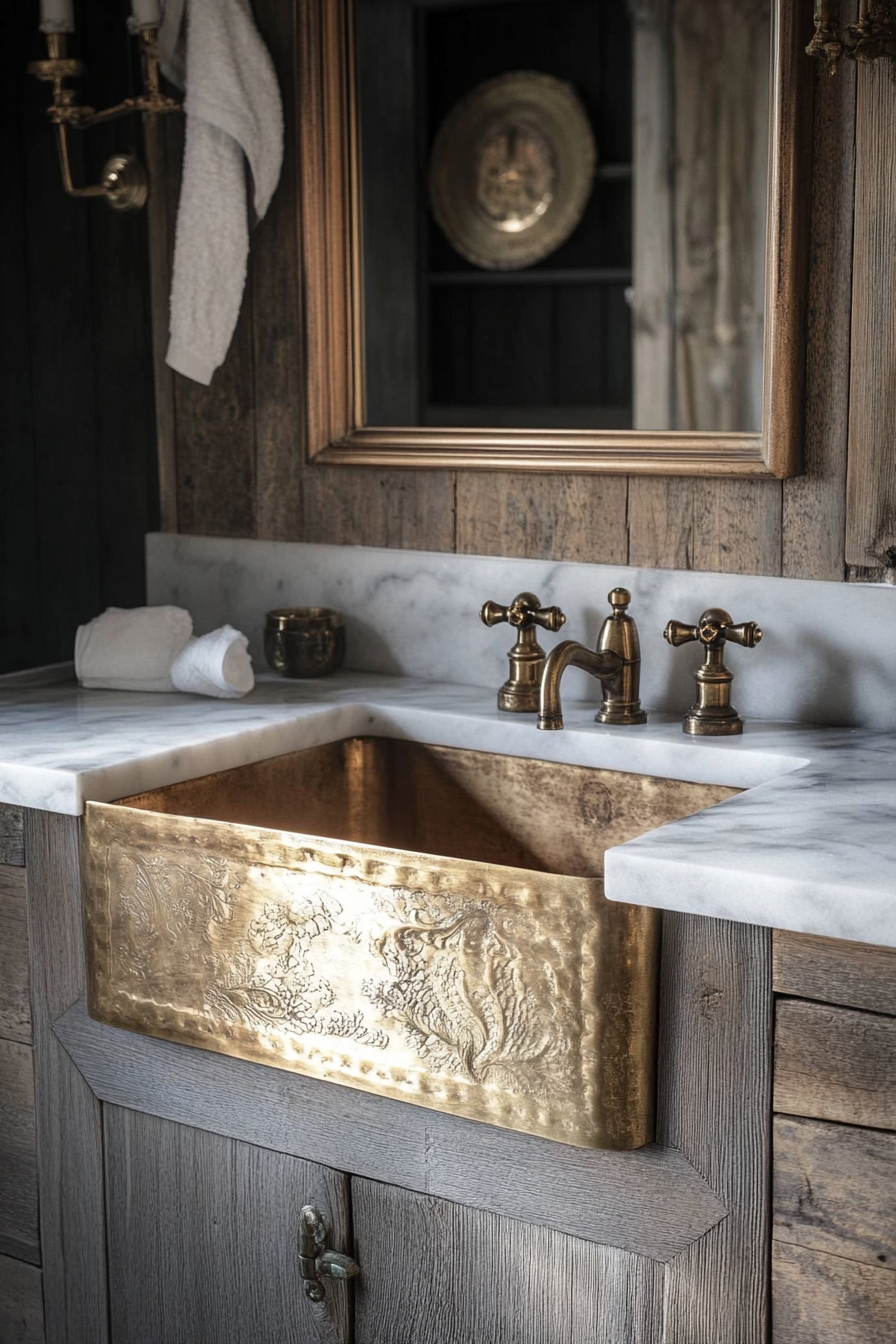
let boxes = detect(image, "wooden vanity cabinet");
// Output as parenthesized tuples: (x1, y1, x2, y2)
(772, 931, 896, 1343)
(15, 809, 773, 1344)
(19, 805, 896, 1344)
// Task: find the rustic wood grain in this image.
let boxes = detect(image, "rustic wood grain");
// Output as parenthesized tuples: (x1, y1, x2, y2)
(628, 476, 783, 574)
(302, 467, 456, 551)
(0, 1252, 44, 1344)
(775, 998, 896, 1130)
(23, 812, 108, 1343)
(0, 1039, 38, 1266)
(455, 473, 628, 564)
(0, 807, 24, 868)
(251, 0, 304, 542)
(657, 914, 773, 1343)
(144, 108, 180, 535)
(174, 291, 258, 539)
(104, 1104, 351, 1344)
(55, 998, 725, 1264)
(782, 46, 855, 580)
(0, 866, 30, 1045)
(773, 1240, 896, 1344)
(774, 1114, 896, 1269)
(773, 929, 896, 1016)
(352, 1179, 665, 1344)
(845, 59, 896, 569)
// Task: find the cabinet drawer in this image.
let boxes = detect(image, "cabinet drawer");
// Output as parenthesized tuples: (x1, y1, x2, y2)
(774, 999, 896, 1129)
(774, 1114, 896, 1267)
(0, 1038, 39, 1264)
(773, 929, 896, 1016)
(0, 866, 31, 1045)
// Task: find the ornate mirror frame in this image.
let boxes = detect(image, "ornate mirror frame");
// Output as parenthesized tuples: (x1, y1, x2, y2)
(297, 0, 812, 477)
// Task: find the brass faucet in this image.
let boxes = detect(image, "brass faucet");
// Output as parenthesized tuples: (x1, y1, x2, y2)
(538, 588, 647, 730)
(664, 607, 762, 735)
(480, 592, 566, 712)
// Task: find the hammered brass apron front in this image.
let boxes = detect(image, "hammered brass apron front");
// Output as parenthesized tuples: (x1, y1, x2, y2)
(82, 738, 735, 1150)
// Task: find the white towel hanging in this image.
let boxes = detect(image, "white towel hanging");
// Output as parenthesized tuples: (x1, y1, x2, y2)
(159, 0, 283, 385)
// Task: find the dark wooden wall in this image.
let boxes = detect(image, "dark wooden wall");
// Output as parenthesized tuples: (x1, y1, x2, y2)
(1, 0, 159, 675)
(151, 3, 891, 584)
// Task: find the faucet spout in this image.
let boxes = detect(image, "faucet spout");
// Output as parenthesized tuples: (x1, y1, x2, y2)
(537, 588, 647, 731)
(537, 641, 623, 730)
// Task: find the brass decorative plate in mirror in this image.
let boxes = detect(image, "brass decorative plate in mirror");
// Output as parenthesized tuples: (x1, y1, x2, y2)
(298, 0, 812, 477)
(429, 71, 596, 271)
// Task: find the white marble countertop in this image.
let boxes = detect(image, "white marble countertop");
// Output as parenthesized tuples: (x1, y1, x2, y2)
(1, 667, 893, 946)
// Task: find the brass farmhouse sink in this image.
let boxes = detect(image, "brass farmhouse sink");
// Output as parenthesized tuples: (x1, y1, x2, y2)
(82, 738, 734, 1150)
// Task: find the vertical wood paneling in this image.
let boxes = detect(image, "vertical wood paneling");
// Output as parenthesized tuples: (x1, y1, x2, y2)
(0, 1253, 45, 1344)
(303, 467, 457, 551)
(24, 812, 108, 1344)
(629, 477, 782, 574)
(456, 473, 628, 563)
(251, 0, 305, 542)
(352, 1180, 665, 1344)
(104, 1105, 351, 1344)
(845, 60, 896, 571)
(657, 914, 773, 1343)
(783, 53, 855, 580)
(144, 109, 180, 534)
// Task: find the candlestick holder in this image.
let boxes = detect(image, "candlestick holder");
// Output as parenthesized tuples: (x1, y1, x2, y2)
(28, 26, 181, 212)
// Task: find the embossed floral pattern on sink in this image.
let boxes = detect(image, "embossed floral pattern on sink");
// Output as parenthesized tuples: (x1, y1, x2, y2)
(82, 738, 734, 1150)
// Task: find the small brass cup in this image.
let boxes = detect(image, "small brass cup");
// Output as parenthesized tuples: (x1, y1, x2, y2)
(264, 607, 346, 678)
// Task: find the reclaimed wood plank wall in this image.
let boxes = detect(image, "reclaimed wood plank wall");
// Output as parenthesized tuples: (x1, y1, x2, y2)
(152, 3, 892, 584)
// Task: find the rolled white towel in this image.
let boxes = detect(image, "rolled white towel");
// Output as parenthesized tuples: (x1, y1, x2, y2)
(76, 606, 193, 692)
(170, 625, 254, 699)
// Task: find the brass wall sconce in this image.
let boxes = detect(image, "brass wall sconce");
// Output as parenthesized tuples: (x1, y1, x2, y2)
(807, 0, 896, 74)
(28, 2, 181, 212)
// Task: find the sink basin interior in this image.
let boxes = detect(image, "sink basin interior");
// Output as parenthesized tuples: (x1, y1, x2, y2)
(120, 736, 738, 879)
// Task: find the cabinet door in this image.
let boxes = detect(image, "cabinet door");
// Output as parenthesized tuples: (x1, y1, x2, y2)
(103, 1104, 351, 1344)
(351, 1179, 665, 1344)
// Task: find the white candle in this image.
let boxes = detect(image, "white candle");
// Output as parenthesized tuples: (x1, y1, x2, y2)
(130, 0, 162, 27)
(39, 0, 75, 33)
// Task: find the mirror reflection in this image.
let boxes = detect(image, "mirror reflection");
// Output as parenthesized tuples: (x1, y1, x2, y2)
(357, 0, 770, 435)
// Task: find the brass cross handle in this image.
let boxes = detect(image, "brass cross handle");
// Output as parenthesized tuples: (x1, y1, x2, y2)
(664, 607, 762, 736)
(299, 1205, 360, 1302)
(481, 592, 566, 713)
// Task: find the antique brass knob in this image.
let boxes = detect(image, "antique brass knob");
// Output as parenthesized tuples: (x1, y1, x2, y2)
(298, 1204, 360, 1302)
(481, 591, 566, 712)
(664, 607, 762, 735)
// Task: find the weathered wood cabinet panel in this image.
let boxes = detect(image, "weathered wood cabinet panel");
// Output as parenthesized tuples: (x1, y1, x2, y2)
(774, 998, 896, 1130)
(0, 865, 30, 1045)
(0, 1038, 38, 1266)
(352, 1179, 665, 1344)
(773, 1240, 896, 1344)
(775, 1114, 896, 1267)
(772, 931, 896, 1344)
(0, 1252, 45, 1344)
(103, 1105, 351, 1344)
(773, 929, 896, 1016)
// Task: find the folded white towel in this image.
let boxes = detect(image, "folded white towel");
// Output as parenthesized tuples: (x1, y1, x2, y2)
(170, 625, 255, 699)
(75, 606, 193, 693)
(160, 0, 283, 386)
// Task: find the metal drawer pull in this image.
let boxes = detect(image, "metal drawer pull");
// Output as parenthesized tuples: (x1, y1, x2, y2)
(299, 1205, 360, 1301)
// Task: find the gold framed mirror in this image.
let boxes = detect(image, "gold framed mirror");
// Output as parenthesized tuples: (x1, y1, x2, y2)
(298, 0, 812, 477)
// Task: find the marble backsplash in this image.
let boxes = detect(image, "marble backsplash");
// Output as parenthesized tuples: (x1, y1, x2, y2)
(147, 534, 896, 730)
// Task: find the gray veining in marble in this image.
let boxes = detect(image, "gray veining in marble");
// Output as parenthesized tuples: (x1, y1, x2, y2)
(147, 534, 896, 731)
